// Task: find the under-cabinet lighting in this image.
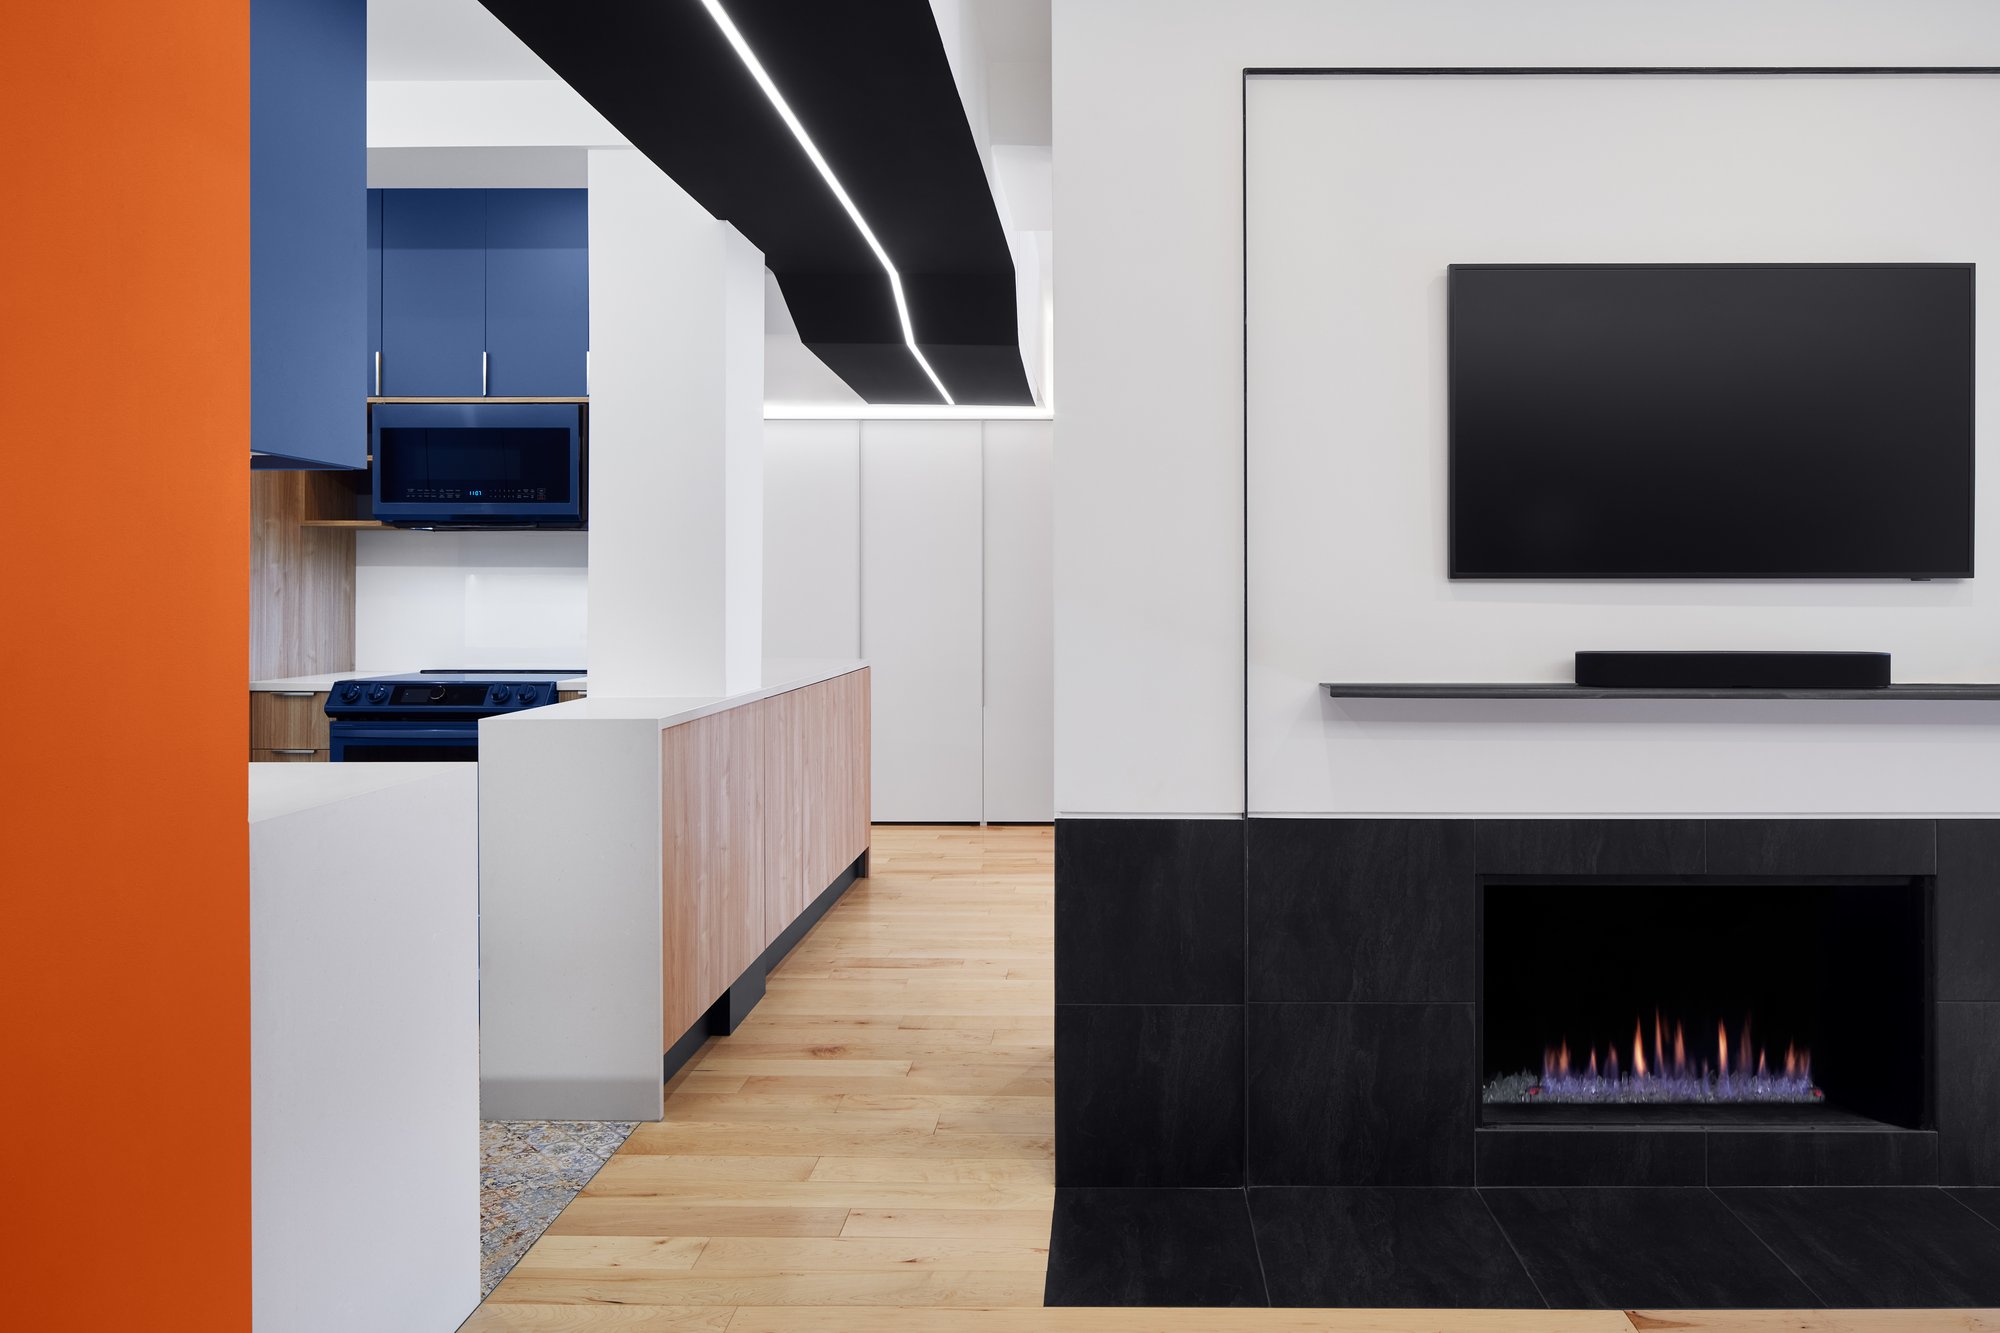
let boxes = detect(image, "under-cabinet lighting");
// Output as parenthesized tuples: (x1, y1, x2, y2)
(698, 0, 956, 406)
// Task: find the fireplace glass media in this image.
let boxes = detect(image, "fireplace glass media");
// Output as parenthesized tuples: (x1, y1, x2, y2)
(1480, 882, 1930, 1129)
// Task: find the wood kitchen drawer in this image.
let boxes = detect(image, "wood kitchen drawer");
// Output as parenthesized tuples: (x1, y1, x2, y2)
(250, 691, 331, 754)
(252, 748, 328, 763)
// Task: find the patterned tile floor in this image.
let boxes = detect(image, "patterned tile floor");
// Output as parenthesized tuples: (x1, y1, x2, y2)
(480, 1119, 636, 1294)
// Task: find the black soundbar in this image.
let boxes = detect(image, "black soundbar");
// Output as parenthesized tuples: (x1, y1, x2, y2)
(1574, 651, 1891, 690)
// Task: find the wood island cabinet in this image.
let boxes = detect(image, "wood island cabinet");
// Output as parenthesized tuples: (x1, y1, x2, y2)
(660, 668, 871, 1049)
(250, 690, 331, 762)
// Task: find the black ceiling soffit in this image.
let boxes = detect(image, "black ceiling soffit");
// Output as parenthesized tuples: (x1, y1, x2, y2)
(479, 0, 1033, 406)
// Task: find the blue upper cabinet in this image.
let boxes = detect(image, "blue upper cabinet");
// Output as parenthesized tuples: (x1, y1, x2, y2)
(381, 189, 487, 398)
(484, 189, 589, 397)
(366, 189, 382, 396)
(251, 0, 366, 469)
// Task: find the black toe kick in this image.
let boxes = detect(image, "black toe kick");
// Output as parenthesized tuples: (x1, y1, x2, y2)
(1043, 1184, 2000, 1309)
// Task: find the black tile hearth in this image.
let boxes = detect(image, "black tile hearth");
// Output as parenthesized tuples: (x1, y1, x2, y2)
(1475, 1128, 1703, 1187)
(1055, 1004, 1243, 1187)
(1044, 1187, 1267, 1307)
(1717, 1187, 2000, 1307)
(1704, 818, 1935, 876)
(1476, 819, 1703, 876)
(1706, 1129, 1938, 1186)
(1249, 1187, 1543, 1308)
(1055, 818, 1244, 1004)
(1479, 1187, 1818, 1309)
(1248, 1003, 1473, 1185)
(1247, 819, 1473, 1002)
(1938, 1002, 2000, 1185)
(1939, 820, 2000, 1002)
(1947, 1187, 2000, 1229)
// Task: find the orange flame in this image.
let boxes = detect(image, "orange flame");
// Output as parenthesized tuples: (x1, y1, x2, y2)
(1632, 1020, 1647, 1077)
(1718, 1021, 1729, 1077)
(1673, 1022, 1686, 1074)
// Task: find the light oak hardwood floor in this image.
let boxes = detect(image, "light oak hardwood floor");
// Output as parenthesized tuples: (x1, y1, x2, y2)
(463, 824, 1997, 1333)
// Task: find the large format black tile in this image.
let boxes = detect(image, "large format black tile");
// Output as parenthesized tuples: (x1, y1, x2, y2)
(1947, 1187, 2000, 1229)
(1938, 820, 2000, 1002)
(1938, 1002, 2000, 1185)
(1705, 818, 1934, 876)
(1248, 1003, 1472, 1185)
(1056, 818, 1244, 1004)
(1476, 819, 1703, 876)
(1718, 1187, 2000, 1307)
(1249, 1186, 1542, 1308)
(1044, 1187, 1266, 1307)
(1055, 1004, 1243, 1187)
(1481, 1187, 1818, 1309)
(1706, 1129, 1938, 1186)
(1248, 819, 1473, 1002)
(1475, 1128, 1703, 1187)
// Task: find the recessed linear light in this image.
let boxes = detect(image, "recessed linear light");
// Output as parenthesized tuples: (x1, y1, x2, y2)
(698, 0, 955, 407)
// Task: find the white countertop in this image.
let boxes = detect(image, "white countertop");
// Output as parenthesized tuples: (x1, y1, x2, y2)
(252, 671, 589, 693)
(249, 761, 476, 823)
(484, 658, 865, 731)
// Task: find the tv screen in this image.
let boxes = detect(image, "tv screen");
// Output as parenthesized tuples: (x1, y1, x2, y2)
(1448, 263, 1974, 579)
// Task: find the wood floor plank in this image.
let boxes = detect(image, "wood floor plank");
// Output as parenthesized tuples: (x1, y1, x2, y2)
(691, 1236, 1049, 1274)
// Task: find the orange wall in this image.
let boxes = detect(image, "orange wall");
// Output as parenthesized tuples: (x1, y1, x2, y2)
(0, 4, 250, 1328)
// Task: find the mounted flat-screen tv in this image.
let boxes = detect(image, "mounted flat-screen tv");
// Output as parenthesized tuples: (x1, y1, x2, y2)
(1447, 263, 1974, 579)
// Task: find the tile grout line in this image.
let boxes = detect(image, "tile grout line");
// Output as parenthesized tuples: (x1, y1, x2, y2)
(1475, 1187, 1552, 1310)
(1707, 1185, 1829, 1309)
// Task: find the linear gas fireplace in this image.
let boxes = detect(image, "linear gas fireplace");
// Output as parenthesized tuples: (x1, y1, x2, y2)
(1480, 881, 1931, 1129)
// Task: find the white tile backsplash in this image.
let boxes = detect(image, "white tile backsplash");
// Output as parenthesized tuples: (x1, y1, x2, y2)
(356, 530, 588, 671)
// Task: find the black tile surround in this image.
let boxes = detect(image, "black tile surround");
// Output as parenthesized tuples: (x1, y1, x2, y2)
(1050, 816, 2000, 1308)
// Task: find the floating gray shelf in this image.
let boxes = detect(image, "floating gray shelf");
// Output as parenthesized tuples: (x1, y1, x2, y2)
(1321, 682, 2000, 701)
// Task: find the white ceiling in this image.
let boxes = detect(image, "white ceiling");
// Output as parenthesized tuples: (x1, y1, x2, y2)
(367, 0, 559, 81)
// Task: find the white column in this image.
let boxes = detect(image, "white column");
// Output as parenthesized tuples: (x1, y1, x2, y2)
(587, 147, 764, 696)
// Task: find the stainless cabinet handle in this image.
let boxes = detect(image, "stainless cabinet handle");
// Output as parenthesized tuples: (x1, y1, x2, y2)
(272, 691, 316, 698)
(482, 351, 489, 396)
(271, 748, 318, 756)
(374, 350, 381, 396)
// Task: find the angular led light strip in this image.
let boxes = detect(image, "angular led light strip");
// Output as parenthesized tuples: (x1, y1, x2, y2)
(698, 0, 955, 406)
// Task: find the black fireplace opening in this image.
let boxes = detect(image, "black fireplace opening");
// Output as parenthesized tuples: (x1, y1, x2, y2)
(1480, 879, 1931, 1129)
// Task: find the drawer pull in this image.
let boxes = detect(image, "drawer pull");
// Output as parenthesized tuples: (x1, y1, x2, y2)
(270, 748, 318, 756)
(272, 690, 317, 698)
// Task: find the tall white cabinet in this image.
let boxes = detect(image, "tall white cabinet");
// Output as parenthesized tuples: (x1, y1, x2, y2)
(764, 418, 1054, 822)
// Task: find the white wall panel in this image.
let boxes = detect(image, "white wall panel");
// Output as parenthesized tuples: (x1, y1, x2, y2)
(1247, 72, 2000, 815)
(983, 421, 1055, 821)
(1054, 0, 2000, 816)
(861, 421, 986, 821)
(764, 421, 862, 658)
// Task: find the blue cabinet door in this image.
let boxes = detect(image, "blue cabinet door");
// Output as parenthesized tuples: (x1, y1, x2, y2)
(250, 0, 366, 468)
(380, 189, 486, 397)
(484, 189, 589, 397)
(366, 188, 382, 396)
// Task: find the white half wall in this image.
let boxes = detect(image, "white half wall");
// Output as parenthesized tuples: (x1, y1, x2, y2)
(251, 763, 479, 1333)
(984, 420, 1056, 821)
(355, 529, 587, 671)
(588, 147, 764, 696)
(1053, 0, 2000, 818)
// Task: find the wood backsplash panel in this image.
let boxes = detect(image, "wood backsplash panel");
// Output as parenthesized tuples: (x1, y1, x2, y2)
(250, 470, 356, 678)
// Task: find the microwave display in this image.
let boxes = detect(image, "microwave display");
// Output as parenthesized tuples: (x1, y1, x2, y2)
(376, 426, 573, 504)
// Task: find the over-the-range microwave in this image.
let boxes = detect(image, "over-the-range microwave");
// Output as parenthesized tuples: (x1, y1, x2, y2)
(370, 402, 585, 529)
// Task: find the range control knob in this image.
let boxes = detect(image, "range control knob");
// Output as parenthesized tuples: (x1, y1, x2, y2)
(514, 686, 538, 705)
(340, 683, 363, 704)
(489, 685, 510, 705)
(367, 684, 390, 704)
